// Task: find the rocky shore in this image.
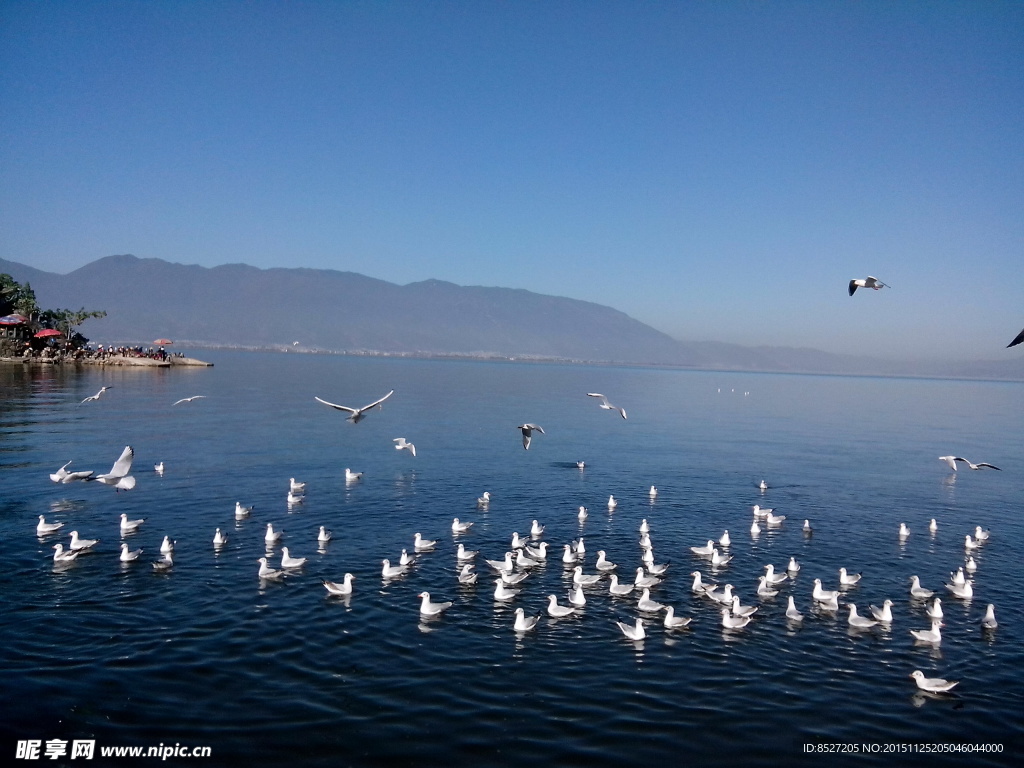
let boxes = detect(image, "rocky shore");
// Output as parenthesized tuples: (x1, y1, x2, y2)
(1, 355, 212, 367)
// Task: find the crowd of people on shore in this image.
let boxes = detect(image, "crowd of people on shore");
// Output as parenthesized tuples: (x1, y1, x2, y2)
(14, 342, 185, 362)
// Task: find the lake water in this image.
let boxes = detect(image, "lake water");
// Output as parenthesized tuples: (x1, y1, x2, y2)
(2, 352, 1022, 767)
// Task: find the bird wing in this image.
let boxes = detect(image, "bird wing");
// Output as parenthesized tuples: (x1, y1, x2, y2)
(975, 463, 1001, 470)
(522, 432, 531, 450)
(314, 396, 358, 414)
(108, 446, 134, 477)
(1008, 328, 1024, 348)
(848, 280, 859, 296)
(360, 390, 394, 411)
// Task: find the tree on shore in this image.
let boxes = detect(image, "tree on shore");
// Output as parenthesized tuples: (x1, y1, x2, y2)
(0, 273, 40, 318)
(39, 308, 108, 345)
(1, 273, 105, 350)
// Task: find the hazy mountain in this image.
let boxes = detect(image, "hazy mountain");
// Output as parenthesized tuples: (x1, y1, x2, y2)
(3, 255, 1022, 379)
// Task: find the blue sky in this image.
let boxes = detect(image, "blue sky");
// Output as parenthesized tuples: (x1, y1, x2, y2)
(2, 1, 1021, 360)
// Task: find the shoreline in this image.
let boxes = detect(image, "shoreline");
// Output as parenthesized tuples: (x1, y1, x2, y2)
(0, 355, 213, 367)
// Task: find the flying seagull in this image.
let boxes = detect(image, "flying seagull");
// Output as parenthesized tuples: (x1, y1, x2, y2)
(90, 445, 136, 491)
(393, 437, 416, 457)
(172, 395, 206, 406)
(1008, 328, 1024, 348)
(314, 390, 394, 423)
(80, 386, 112, 404)
(848, 276, 889, 296)
(587, 393, 627, 419)
(49, 460, 93, 484)
(939, 456, 1001, 471)
(517, 423, 545, 450)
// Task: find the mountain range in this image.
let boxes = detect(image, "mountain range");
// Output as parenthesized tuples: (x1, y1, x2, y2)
(3, 255, 1022, 380)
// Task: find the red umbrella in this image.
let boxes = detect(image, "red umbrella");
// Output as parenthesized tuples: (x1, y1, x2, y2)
(34, 329, 63, 338)
(153, 338, 173, 345)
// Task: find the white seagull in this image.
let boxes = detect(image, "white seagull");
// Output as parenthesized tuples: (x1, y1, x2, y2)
(721, 609, 751, 629)
(607, 495, 617, 510)
(318, 526, 332, 543)
(493, 579, 521, 601)
(909, 620, 942, 644)
(154, 462, 164, 473)
(586, 393, 627, 419)
(925, 597, 943, 620)
(160, 536, 175, 554)
(899, 523, 911, 539)
(812, 579, 839, 603)
(458, 564, 478, 585)
(690, 571, 715, 594)
(381, 559, 406, 579)
(456, 543, 477, 562)
(91, 445, 135, 491)
(119, 514, 145, 535)
(36, 516, 64, 535)
(663, 606, 692, 628)
(345, 468, 363, 482)
(945, 579, 974, 600)
(524, 542, 548, 560)
(595, 551, 617, 571)
(418, 592, 453, 616)
(52, 543, 79, 562)
(869, 599, 894, 622)
(572, 566, 602, 586)
(568, 585, 587, 607)
(280, 547, 306, 568)
(265, 524, 283, 545)
(719, 530, 731, 547)
(939, 455, 1001, 471)
(973, 526, 990, 542)
(172, 395, 206, 406)
(634, 567, 661, 588)
(49, 461, 93, 483)
(847, 604, 878, 629)
(546, 595, 576, 618)
(787, 557, 801, 573)
(838, 567, 862, 586)
(910, 670, 958, 693)
(235, 502, 253, 518)
(517, 424, 544, 450)
(637, 588, 667, 613)
(731, 595, 758, 618)
(289, 478, 306, 493)
(785, 596, 804, 622)
(413, 532, 436, 552)
(119, 543, 143, 562)
(607, 574, 634, 596)
(314, 390, 394, 423)
(80, 386, 112, 403)
(257, 557, 285, 580)
(69, 531, 98, 551)
(213, 528, 228, 547)
(616, 617, 646, 640)
(981, 604, 998, 629)
(323, 574, 355, 596)
(909, 575, 933, 599)
(393, 438, 416, 457)
(514, 607, 540, 632)
(477, 491, 491, 505)
(690, 540, 716, 556)
(286, 490, 304, 505)
(848, 276, 888, 296)
(577, 506, 588, 522)
(763, 564, 788, 585)
(530, 519, 545, 537)
(451, 518, 474, 534)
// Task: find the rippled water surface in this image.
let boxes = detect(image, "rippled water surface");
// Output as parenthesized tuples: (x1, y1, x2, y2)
(2, 352, 1022, 766)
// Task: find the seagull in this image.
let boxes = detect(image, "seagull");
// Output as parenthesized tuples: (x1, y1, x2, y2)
(765, 512, 786, 526)
(710, 548, 732, 566)
(965, 556, 978, 573)
(172, 395, 207, 406)
(213, 528, 228, 547)
(616, 617, 646, 640)
(690, 540, 716, 556)
(152, 553, 174, 572)
(318, 526, 332, 543)
(344, 468, 363, 482)
(487, 552, 515, 571)
(812, 579, 839, 603)
(546, 595, 576, 618)
(756, 576, 779, 598)
(413, 533, 436, 552)
(530, 519, 545, 537)
(516, 550, 540, 569)
(80, 386, 112, 403)
(457, 564, 478, 585)
(925, 597, 943, 620)
(286, 490, 304, 505)
(899, 523, 911, 539)
(763, 564, 788, 585)
(637, 588, 667, 613)
(802, 519, 812, 533)
(52, 543, 79, 562)
(513, 607, 540, 632)
(573, 566, 602, 586)
(731, 595, 758, 618)
(36, 516, 64, 535)
(265, 524, 283, 545)
(323, 574, 355, 596)
(1007, 328, 1024, 348)
(964, 534, 979, 551)
(516, 424, 544, 450)
(494, 579, 521, 601)
(642, 551, 670, 575)
(910, 670, 958, 693)
(289, 478, 306, 493)
(576, 461, 585, 469)
(399, 549, 416, 566)
(750, 520, 761, 535)
(929, 518, 938, 533)
(690, 571, 714, 594)
(910, 620, 942, 644)
(638, 533, 652, 550)
(973, 526, 991, 542)
(154, 462, 164, 473)
(940, 455, 1001, 471)
(785, 596, 804, 622)
(451, 518, 474, 534)
(568, 585, 587, 607)
(91, 445, 135, 491)
(847, 604, 878, 629)
(595, 551, 617, 571)
(577, 506, 588, 522)
(751, 505, 773, 518)
(119, 543, 143, 562)
(281, 547, 306, 568)
(119, 514, 145, 535)
(510, 532, 527, 550)
(607, 574, 634, 596)
(663, 606, 692, 628)
(159, 536, 174, 554)
(456, 543, 478, 562)
(719, 530, 731, 548)
(848, 276, 888, 296)
(393, 438, 416, 457)
(500, 569, 529, 585)
(787, 557, 801, 573)
(573, 538, 586, 556)
(607, 495, 617, 510)
(946, 580, 973, 600)
(235, 502, 253, 518)
(68, 531, 98, 551)
(587, 393, 627, 419)
(839, 568, 862, 586)
(381, 559, 406, 579)
(49, 460, 93, 483)
(909, 575, 933, 599)
(869, 599, 894, 622)
(639, 519, 650, 534)
(634, 567, 661, 588)
(314, 390, 394, 423)
(721, 609, 751, 629)
(477, 491, 491, 505)
(649, 485, 657, 498)
(524, 542, 548, 560)
(758, 479, 768, 491)
(817, 593, 839, 612)
(950, 567, 966, 586)
(981, 604, 998, 629)
(257, 557, 285, 580)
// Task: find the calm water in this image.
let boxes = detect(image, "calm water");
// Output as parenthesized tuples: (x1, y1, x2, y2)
(1, 352, 1022, 767)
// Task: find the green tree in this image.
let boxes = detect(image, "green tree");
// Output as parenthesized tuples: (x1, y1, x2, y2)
(39, 307, 107, 343)
(0, 273, 39, 318)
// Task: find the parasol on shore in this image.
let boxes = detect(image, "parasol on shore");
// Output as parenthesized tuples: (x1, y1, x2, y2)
(153, 338, 173, 345)
(0, 314, 28, 325)
(34, 329, 63, 338)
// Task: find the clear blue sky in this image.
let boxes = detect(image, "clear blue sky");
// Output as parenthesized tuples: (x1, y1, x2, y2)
(2, 1, 1021, 360)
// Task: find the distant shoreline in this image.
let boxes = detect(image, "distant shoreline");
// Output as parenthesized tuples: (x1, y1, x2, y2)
(0, 355, 213, 368)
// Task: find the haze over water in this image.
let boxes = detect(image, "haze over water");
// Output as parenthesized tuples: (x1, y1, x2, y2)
(2, 352, 1022, 766)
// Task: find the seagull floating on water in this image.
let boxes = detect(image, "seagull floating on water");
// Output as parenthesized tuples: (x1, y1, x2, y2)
(721, 609, 751, 629)
(587, 393, 627, 419)
(213, 528, 228, 547)
(80, 386, 112, 404)
(530, 519, 545, 537)
(633, 567, 661, 588)
(812, 579, 839, 603)
(719, 530, 730, 548)
(910, 670, 958, 693)
(973, 526, 990, 542)
(456, 543, 477, 562)
(393, 438, 416, 457)
(838, 568, 862, 586)
(477, 491, 491, 505)
(847, 604, 878, 629)
(731, 595, 758, 618)
(751, 505, 772, 518)
(119, 543, 142, 562)
(925, 597, 943, 620)
(787, 557, 800, 573)
(848, 276, 888, 296)
(568, 585, 587, 607)
(616, 617, 646, 640)
(451, 518, 474, 534)
(909, 575, 933, 599)
(257, 557, 285, 580)
(323, 574, 355, 596)
(594, 550, 617, 571)
(160, 536, 175, 554)
(607, 574, 634, 596)
(929, 518, 938, 533)
(690, 540, 715, 556)
(280, 547, 306, 568)
(235, 502, 253, 518)
(513, 607, 540, 631)
(965, 556, 978, 573)
(265, 524, 283, 545)
(637, 588, 667, 613)
(573, 566, 602, 586)
(69, 531, 98, 551)
(763, 564, 788, 585)
(317, 526, 332, 544)
(663, 606, 692, 628)
(314, 390, 394, 423)
(524, 542, 548, 560)
(52, 543, 79, 562)
(910, 620, 942, 644)
(493, 579, 521, 601)
(946, 579, 973, 600)
(899, 523, 911, 539)
(648, 485, 657, 498)
(344, 468, 362, 482)
(981, 604, 998, 629)
(607, 495, 617, 510)
(457, 564, 478, 585)
(381, 559, 406, 579)
(577, 506, 588, 522)
(154, 462, 164, 473)
(785, 596, 804, 622)
(36, 516, 64, 535)
(289, 478, 306, 493)
(869, 599, 894, 622)
(413, 533, 436, 552)
(546, 595, 576, 618)
(516, 424, 544, 450)
(120, 514, 145, 535)
(417, 593, 453, 617)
